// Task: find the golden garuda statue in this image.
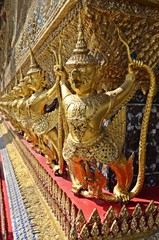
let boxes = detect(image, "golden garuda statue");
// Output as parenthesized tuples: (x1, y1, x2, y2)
(53, 13, 156, 202)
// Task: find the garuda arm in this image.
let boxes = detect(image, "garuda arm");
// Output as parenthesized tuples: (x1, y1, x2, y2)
(106, 67, 140, 120)
(44, 83, 57, 105)
(105, 68, 139, 153)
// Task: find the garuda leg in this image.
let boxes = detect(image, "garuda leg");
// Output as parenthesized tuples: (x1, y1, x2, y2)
(109, 153, 134, 202)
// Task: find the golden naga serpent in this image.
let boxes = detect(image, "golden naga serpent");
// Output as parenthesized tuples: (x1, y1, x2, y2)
(101, 28, 156, 202)
(118, 29, 156, 200)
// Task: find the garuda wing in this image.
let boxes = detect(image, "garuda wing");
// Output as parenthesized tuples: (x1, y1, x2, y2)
(82, 5, 159, 91)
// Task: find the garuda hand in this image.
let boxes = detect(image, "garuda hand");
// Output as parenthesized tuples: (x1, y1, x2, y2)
(128, 60, 143, 75)
(54, 65, 67, 82)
